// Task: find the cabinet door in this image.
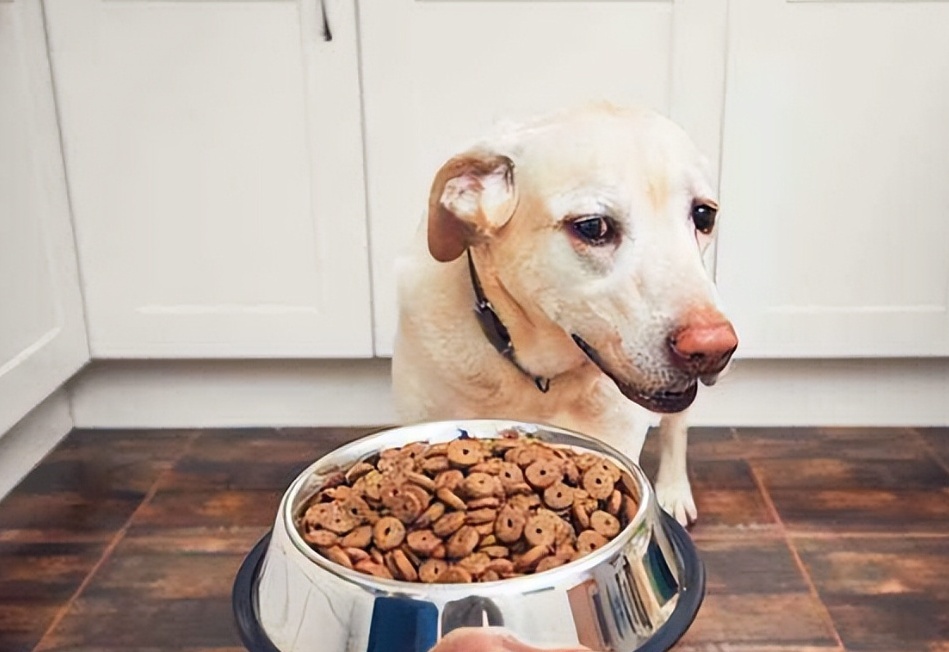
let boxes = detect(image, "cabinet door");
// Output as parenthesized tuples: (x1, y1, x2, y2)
(44, 0, 372, 357)
(716, 0, 949, 357)
(360, 0, 729, 355)
(0, 0, 89, 435)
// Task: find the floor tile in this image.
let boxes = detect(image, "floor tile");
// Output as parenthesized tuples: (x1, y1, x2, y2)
(36, 648, 246, 652)
(688, 489, 778, 538)
(676, 537, 836, 651)
(796, 537, 949, 651)
(50, 429, 194, 461)
(640, 430, 778, 537)
(37, 648, 245, 652)
(34, 597, 240, 650)
(80, 548, 244, 601)
(129, 489, 283, 531)
(119, 526, 268, 555)
(767, 488, 949, 534)
(640, 427, 744, 467)
(4, 425, 947, 651)
(680, 593, 837, 648)
(0, 430, 193, 544)
(157, 428, 368, 492)
(0, 602, 61, 652)
(917, 427, 949, 469)
(679, 536, 839, 649)
(696, 538, 809, 595)
(735, 427, 925, 460)
(0, 541, 104, 602)
(10, 456, 171, 496)
(685, 460, 778, 537)
(752, 457, 948, 491)
(22, 429, 192, 494)
(745, 429, 949, 534)
(0, 493, 144, 542)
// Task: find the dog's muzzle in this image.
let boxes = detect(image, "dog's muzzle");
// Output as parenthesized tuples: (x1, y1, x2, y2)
(571, 334, 699, 414)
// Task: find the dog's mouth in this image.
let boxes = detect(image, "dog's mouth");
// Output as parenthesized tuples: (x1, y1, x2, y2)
(572, 334, 699, 413)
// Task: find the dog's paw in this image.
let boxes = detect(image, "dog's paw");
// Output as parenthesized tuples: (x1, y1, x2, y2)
(655, 478, 697, 527)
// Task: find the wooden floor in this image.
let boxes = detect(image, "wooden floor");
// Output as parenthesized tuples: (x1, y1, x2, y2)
(0, 426, 946, 652)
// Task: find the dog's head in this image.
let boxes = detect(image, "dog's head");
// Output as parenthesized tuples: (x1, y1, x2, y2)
(426, 104, 737, 413)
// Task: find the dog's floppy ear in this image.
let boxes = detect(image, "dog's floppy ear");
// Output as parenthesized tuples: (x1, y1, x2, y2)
(427, 149, 518, 262)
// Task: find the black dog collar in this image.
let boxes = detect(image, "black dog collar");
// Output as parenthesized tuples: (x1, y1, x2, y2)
(466, 250, 550, 393)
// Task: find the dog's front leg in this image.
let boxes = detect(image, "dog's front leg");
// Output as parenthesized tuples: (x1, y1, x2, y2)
(655, 410, 697, 526)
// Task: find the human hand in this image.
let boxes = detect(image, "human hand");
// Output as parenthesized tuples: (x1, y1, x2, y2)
(428, 627, 592, 652)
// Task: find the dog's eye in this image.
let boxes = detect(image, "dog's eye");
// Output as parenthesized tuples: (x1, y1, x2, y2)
(570, 215, 615, 245)
(691, 204, 717, 234)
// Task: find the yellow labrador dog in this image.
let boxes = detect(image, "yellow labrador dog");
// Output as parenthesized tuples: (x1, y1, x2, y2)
(392, 103, 737, 525)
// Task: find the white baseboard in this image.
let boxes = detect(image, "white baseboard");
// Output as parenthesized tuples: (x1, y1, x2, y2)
(69, 359, 395, 429)
(68, 358, 949, 429)
(0, 389, 74, 500)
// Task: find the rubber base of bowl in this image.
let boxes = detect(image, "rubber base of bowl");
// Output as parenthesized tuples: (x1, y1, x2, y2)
(232, 513, 705, 652)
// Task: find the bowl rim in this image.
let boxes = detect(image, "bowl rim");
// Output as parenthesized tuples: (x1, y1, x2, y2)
(280, 419, 658, 596)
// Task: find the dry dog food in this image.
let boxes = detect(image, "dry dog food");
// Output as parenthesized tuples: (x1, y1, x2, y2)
(297, 431, 638, 583)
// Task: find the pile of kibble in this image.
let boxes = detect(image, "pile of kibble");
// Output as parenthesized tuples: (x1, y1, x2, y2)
(296, 432, 636, 583)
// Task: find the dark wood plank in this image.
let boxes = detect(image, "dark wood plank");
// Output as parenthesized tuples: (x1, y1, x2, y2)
(679, 593, 837, 648)
(156, 427, 368, 492)
(20, 429, 191, 495)
(129, 489, 283, 531)
(0, 431, 195, 652)
(678, 536, 839, 649)
(916, 427, 949, 470)
(0, 493, 144, 542)
(119, 526, 268, 555)
(36, 648, 244, 652)
(640, 429, 778, 537)
(685, 460, 779, 538)
(743, 428, 949, 534)
(640, 427, 745, 466)
(755, 456, 949, 534)
(79, 549, 244, 601)
(34, 597, 241, 650)
(735, 427, 927, 461)
(36, 647, 244, 652)
(10, 457, 169, 497)
(0, 429, 193, 544)
(0, 602, 61, 652)
(697, 537, 810, 595)
(0, 542, 105, 652)
(0, 542, 104, 602)
(753, 457, 948, 491)
(7, 425, 944, 651)
(768, 487, 949, 534)
(50, 429, 194, 461)
(688, 488, 778, 538)
(796, 537, 949, 651)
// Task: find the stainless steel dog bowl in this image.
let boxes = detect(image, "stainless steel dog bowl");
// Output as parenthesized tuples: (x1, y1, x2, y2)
(233, 420, 705, 652)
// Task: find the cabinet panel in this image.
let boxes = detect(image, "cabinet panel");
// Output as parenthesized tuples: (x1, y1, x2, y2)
(45, 0, 372, 357)
(717, 0, 949, 357)
(360, 0, 728, 355)
(0, 0, 89, 434)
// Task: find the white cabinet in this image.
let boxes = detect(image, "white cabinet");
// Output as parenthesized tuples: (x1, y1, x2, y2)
(359, 0, 729, 355)
(716, 0, 949, 357)
(0, 0, 89, 434)
(44, 0, 373, 357)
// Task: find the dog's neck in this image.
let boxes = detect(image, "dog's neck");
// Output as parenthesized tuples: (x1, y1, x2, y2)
(466, 248, 587, 387)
